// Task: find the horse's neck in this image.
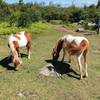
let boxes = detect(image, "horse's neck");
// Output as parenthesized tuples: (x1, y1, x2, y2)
(9, 41, 15, 52)
(57, 39, 63, 53)
(12, 50, 19, 59)
(9, 41, 18, 58)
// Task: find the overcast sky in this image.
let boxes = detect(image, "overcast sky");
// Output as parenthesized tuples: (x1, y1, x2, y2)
(6, 0, 98, 7)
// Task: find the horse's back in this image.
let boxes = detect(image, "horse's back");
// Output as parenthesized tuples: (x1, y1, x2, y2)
(8, 31, 31, 48)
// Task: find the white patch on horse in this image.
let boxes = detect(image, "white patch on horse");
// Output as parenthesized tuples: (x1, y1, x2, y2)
(61, 34, 88, 46)
(8, 31, 27, 48)
(16, 31, 27, 47)
(8, 34, 16, 51)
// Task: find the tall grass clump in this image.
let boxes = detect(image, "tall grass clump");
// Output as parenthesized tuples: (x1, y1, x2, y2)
(0, 22, 58, 36)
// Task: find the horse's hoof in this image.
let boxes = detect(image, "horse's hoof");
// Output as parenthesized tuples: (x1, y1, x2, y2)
(28, 56, 30, 59)
(80, 77, 83, 80)
(15, 67, 19, 71)
(61, 60, 64, 62)
(84, 74, 88, 78)
(68, 60, 71, 63)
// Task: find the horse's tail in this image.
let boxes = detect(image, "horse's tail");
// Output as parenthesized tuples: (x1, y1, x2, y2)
(24, 32, 31, 43)
(82, 39, 89, 56)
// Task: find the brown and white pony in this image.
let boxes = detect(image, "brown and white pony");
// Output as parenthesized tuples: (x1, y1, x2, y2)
(8, 31, 31, 70)
(52, 34, 89, 79)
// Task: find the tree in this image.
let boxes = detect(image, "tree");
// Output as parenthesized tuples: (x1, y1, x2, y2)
(9, 14, 17, 26)
(0, 3, 11, 22)
(19, 0, 24, 5)
(17, 12, 31, 27)
(96, 0, 100, 8)
(28, 9, 42, 22)
(0, 0, 5, 4)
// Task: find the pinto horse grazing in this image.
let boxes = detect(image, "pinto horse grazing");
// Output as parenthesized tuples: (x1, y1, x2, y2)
(52, 34, 89, 79)
(8, 31, 31, 70)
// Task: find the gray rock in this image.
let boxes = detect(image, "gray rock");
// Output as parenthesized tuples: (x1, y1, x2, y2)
(39, 64, 61, 77)
(76, 28, 84, 32)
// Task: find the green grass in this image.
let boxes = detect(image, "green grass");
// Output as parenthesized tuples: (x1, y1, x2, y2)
(0, 23, 100, 100)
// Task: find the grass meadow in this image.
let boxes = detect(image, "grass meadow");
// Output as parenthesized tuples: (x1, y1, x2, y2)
(0, 22, 100, 100)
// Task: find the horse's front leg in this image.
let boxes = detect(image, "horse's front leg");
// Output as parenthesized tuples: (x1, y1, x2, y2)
(27, 42, 31, 59)
(61, 48, 66, 62)
(16, 48, 20, 57)
(28, 49, 31, 59)
(68, 54, 71, 63)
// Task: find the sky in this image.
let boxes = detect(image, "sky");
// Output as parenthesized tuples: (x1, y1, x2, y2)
(6, 0, 98, 7)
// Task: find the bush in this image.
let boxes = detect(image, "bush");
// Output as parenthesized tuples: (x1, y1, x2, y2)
(50, 20, 62, 24)
(17, 12, 31, 27)
(29, 9, 42, 22)
(9, 14, 17, 26)
(83, 22, 96, 30)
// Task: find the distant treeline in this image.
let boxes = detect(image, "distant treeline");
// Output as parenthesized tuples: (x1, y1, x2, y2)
(0, 1, 100, 27)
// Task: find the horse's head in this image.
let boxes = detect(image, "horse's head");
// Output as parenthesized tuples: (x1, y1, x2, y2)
(52, 39, 64, 61)
(52, 48, 60, 60)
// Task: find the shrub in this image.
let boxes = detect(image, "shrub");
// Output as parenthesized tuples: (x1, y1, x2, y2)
(9, 14, 17, 26)
(17, 12, 31, 27)
(29, 9, 42, 22)
(50, 20, 62, 24)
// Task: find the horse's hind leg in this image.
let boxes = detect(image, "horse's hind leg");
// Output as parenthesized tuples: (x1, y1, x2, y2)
(77, 53, 83, 79)
(83, 49, 88, 77)
(26, 42, 31, 59)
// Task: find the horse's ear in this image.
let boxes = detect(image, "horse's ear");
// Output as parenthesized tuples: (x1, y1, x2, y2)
(52, 48, 56, 55)
(8, 43, 10, 47)
(52, 48, 54, 54)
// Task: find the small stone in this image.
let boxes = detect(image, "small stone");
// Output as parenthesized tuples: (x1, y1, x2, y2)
(17, 92, 25, 98)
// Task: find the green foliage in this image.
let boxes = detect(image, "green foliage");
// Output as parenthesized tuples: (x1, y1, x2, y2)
(17, 12, 31, 27)
(0, 22, 57, 35)
(0, 3, 11, 22)
(0, 0, 5, 4)
(28, 9, 42, 22)
(19, 0, 24, 5)
(9, 14, 17, 26)
(50, 20, 62, 24)
(0, 2, 100, 29)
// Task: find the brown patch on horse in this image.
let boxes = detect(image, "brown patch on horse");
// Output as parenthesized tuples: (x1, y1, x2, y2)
(14, 33, 21, 40)
(64, 40, 88, 55)
(24, 32, 31, 42)
(13, 41, 19, 49)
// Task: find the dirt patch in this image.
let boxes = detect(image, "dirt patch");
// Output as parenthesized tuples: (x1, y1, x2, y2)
(51, 25, 90, 35)
(52, 25, 76, 34)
